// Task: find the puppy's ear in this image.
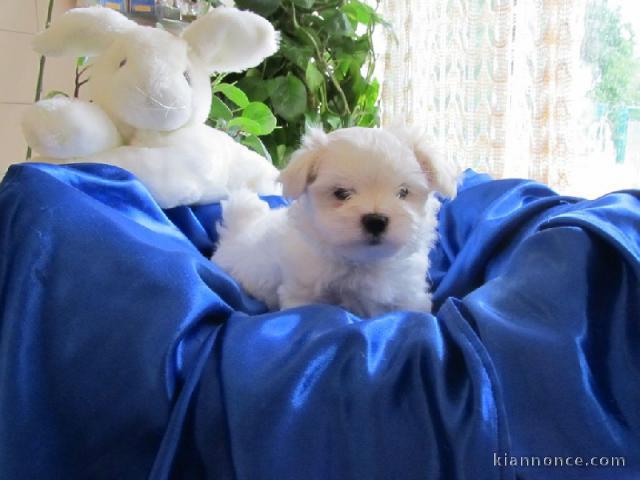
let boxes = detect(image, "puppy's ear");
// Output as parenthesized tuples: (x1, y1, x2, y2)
(278, 128, 328, 199)
(387, 126, 459, 198)
(182, 7, 279, 74)
(32, 7, 136, 57)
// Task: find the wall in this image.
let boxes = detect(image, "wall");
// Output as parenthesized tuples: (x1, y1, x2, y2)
(0, 0, 76, 176)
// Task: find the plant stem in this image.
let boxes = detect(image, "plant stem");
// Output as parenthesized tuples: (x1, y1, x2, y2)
(299, 27, 351, 116)
(364, 2, 378, 84)
(36, 0, 55, 102)
(326, 60, 351, 116)
(211, 73, 228, 90)
(290, 1, 299, 30)
(74, 65, 90, 98)
(26, 0, 55, 161)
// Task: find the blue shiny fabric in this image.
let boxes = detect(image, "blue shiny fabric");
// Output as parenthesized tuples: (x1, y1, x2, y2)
(0, 163, 638, 480)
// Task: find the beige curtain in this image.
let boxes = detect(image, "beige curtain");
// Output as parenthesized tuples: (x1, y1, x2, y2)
(377, 0, 586, 188)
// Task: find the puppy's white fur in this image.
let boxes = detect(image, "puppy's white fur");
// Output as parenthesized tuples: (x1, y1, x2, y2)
(213, 126, 458, 318)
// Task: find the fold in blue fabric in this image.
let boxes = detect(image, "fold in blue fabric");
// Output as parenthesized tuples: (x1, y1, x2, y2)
(0, 163, 638, 479)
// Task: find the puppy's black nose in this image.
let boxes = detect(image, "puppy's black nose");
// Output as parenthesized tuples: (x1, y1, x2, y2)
(361, 213, 389, 236)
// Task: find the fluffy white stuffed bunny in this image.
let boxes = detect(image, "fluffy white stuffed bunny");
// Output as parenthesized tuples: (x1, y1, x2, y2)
(22, 6, 281, 208)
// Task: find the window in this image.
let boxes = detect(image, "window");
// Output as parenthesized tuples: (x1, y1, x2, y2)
(375, 0, 640, 198)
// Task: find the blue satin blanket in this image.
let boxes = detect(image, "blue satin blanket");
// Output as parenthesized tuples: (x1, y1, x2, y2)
(0, 163, 638, 479)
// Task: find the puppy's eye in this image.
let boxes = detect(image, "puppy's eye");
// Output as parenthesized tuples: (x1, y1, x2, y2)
(119, 58, 127, 68)
(333, 188, 352, 201)
(183, 70, 191, 86)
(398, 186, 409, 199)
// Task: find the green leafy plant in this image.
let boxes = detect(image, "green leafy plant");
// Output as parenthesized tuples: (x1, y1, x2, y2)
(207, 75, 279, 161)
(207, 0, 386, 167)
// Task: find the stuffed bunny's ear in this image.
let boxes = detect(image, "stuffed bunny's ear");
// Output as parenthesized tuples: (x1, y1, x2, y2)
(32, 7, 136, 57)
(182, 7, 279, 73)
(278, 128, 328, 199)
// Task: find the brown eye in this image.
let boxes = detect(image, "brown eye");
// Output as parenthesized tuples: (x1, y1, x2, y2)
(119, 58, 127, 68)
(333, 188, 352, 201)
(398, 186, 409, 199)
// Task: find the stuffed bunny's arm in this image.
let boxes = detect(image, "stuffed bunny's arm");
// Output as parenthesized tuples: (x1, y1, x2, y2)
(22, 97, 122, 159)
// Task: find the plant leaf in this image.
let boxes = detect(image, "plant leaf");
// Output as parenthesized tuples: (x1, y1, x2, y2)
(234, 0, 281, 16)
(241, 134, 273, 162)
(271, 75, 308, 122)
(276, 144, 287, 165)
(342, 1, 372, 24)
(44, 90, 69, 99)
(292, 0, 314, 7)
(294, 27, 323, 52)
(305, 62, 324, 93)
(343, 0, 392, 29)
(242, 102, 277, 135)
(364, 79, 380, 110)
(228, 117, 263, 135)
(236, 77, 274, 102)
(357, 112, 378, 127)
(323, 11, 355, 37)
(279, 36, 314, 70)
(209, 95, 233, 121)
(323, 113, 342, 130)
(213, 83, 249, 108)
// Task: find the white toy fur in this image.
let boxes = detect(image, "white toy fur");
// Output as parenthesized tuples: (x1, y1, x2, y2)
(212, 126, 459, 317)
(21, 6, 281, 208)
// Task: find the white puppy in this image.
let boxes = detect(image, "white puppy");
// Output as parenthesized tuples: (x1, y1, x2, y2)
(212, 126, 458, 317)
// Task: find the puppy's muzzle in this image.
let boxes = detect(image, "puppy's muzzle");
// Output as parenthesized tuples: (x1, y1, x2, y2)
(361, 213, 389, 239)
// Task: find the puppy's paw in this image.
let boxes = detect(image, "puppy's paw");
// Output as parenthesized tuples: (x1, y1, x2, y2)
(277, 283, 315, 310)
(219, 189, 269, 233)
(396, 290, 432, 314)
